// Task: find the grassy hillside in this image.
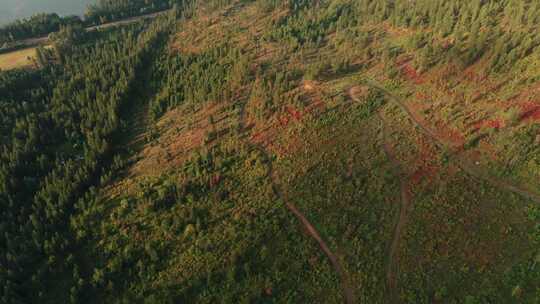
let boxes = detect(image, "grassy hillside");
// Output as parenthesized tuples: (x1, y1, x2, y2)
(1, 0, 539, 303)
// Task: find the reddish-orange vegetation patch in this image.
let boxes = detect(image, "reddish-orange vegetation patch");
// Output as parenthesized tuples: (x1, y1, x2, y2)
(473, 118, 505, 130)
(277, 112, 298, 127)
(519, 101, 540, 122)
(399, 62, 424, 85)
(435, 120, 466, 148)
(415, 91, 430, 101)
(130, 102, 229, 177)
(409, 136, 440, 188)
(250, 85, 330, 157)
(410, 165, 438, 187)
(286, 106, 303, 121)
(472, 139, 500, 162)
(209, 173, 222, 188)
(274, 105, 304, 127)
(406, 100, 465, 151)
(250, 121, 303, 157)
(463, 65, 489, 84)
(251, 105, 307, 157)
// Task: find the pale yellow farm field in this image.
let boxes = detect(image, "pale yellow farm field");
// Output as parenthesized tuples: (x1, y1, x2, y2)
(0, 47, 38, 71)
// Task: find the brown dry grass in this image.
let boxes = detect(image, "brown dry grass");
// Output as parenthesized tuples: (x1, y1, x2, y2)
(104, 101, 234, 198)
(172, 1, 285, 61)
(0, 47, 37, 70)
(247, 81, 333, 158)
(129, 101, 232, 176)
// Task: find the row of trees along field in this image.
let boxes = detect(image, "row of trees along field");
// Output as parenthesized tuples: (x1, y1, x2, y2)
(0, 14, 82, 47)
(0, 9, 178, 303)
(84, 0, 180, 25)
(0, 0, 182, 47)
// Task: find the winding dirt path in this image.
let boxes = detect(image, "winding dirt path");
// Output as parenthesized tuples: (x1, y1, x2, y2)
(238, 100, 355, 304)
(350, 79, 540, 302)
(285, 201, 355, 304)
(349, 86, 407, 303)
(378, 113, 408, 304)
(365, 79, 540, 205)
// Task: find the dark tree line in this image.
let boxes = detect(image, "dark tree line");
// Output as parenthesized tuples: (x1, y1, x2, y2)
(0, 13, 82, 47)
(0, 0, 180, 51)
(0, 11, 177, 303)
(84, 0, 182, 25)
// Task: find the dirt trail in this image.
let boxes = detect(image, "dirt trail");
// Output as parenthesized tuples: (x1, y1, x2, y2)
(349, 86, 406, 303)
(238, 100, 355, 304)
(349, 79, 540, 302)
(365, 79, 540, 205)
(286, 201, 355, 304)
(378, 113, 408, 304)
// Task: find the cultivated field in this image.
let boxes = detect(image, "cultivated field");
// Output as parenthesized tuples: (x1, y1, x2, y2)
(0, 47, 37, 70)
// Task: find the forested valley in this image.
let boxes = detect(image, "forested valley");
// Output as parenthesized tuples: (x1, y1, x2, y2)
(1, 0, 539, 303)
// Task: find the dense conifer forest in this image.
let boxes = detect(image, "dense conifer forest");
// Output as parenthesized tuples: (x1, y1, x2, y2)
(0, 0, 539, 303)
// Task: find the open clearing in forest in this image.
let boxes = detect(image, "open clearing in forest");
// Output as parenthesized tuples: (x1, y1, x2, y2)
(0, 47, 37, 70)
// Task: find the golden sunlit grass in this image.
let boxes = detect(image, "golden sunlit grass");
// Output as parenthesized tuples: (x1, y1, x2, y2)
(0, 47, 37, 70)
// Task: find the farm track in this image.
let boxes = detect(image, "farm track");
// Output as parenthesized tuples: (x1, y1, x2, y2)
(238, 101, 355, 304)
(365, 79, 540, 205)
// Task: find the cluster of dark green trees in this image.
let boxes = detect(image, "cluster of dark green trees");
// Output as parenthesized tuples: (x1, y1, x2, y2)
(357, 0, 540, 71)
(0, 0, 180, 50)
(0, 14, 82, 51)
(84, 0, 181, 25)
(262, 0, 540, 74)
(150, 43, 250, 119)
(0, 10, 178, 303)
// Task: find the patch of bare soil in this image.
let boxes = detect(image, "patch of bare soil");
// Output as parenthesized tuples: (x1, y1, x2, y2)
(347, 85, 369, 102)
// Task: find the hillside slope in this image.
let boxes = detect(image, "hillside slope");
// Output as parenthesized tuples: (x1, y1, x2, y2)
(1, 0, 539, 303)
